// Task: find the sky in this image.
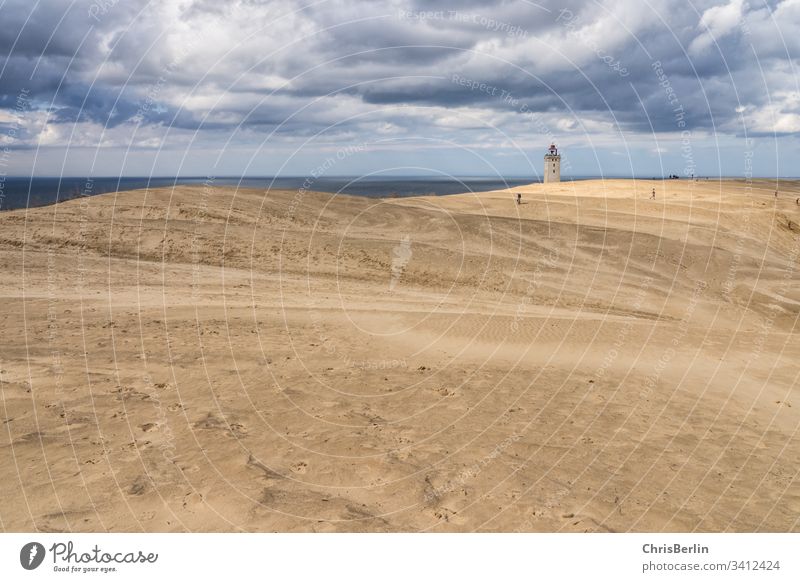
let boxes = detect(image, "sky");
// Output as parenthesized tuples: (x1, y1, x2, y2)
(0, 0, 798, 178)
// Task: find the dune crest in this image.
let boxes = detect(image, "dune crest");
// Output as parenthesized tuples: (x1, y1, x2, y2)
(1, 179, 798, 532)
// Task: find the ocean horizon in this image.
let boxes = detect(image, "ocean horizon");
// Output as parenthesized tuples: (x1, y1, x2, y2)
(0, 175, 544, 210)
(0, 174, 790, 211)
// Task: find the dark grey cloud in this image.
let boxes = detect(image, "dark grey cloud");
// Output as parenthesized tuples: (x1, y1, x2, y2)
(0, 0, 797, 176)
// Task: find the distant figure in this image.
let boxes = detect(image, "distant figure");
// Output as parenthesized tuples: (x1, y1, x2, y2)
(796, 197, 799, 205)
(650, 188, 656, 200)
(775, 190, 778, 198)
(516, 192, 521, 205)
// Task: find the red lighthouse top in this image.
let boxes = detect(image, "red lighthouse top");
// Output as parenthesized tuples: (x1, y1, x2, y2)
(548, 144, 558, 155)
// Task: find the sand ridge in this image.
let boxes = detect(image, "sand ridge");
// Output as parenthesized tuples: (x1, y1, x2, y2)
(0, 178, 798, 532)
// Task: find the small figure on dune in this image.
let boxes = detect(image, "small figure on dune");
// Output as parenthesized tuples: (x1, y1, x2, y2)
(516, 192, 522, 205)
(796, 197, 799, 205)
(650, 188, 656, 200)
(775, 190, 778, 198)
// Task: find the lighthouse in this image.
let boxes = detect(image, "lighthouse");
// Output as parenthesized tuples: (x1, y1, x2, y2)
(544, 143, 561, 183)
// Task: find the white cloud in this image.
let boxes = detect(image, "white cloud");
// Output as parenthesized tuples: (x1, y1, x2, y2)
(739, 90, 800, 134)
(0, 110, 19, 123)
(1, 0, 798, 177)
(689, 0, 747, 55)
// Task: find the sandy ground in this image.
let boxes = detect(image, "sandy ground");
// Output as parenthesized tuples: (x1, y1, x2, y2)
(1, 178, 799, 532)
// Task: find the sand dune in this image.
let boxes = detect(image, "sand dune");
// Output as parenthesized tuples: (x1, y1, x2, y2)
(1, 178, 798, 532)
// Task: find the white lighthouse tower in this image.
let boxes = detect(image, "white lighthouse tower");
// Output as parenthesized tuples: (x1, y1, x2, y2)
(544, 143, 561, 183)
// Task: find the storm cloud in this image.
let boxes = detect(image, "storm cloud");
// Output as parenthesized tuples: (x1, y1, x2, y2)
(0, 0, 797, 176)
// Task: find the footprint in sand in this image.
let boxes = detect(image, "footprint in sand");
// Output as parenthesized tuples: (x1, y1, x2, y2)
(560, 511, 613, 532)
(182, 491, 204, 509)
(434, 386, 457, 397)
(192, 413, 224, 430)
(128, 475, 150, 497)
(433, 507, 456, 523)
(226, 422, 248, 438)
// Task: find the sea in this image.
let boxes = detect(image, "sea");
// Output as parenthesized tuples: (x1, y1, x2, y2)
(0, 176, 548, 211)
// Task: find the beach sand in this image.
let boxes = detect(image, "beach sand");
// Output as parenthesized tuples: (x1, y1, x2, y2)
(1, 178, 798, 532)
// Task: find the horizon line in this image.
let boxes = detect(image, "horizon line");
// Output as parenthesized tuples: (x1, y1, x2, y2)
(3, 175, 798, 180)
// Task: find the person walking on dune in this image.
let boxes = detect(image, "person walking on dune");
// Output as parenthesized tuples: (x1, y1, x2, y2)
(516, 192, 521, 205)
(650, 188, 656, 200)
